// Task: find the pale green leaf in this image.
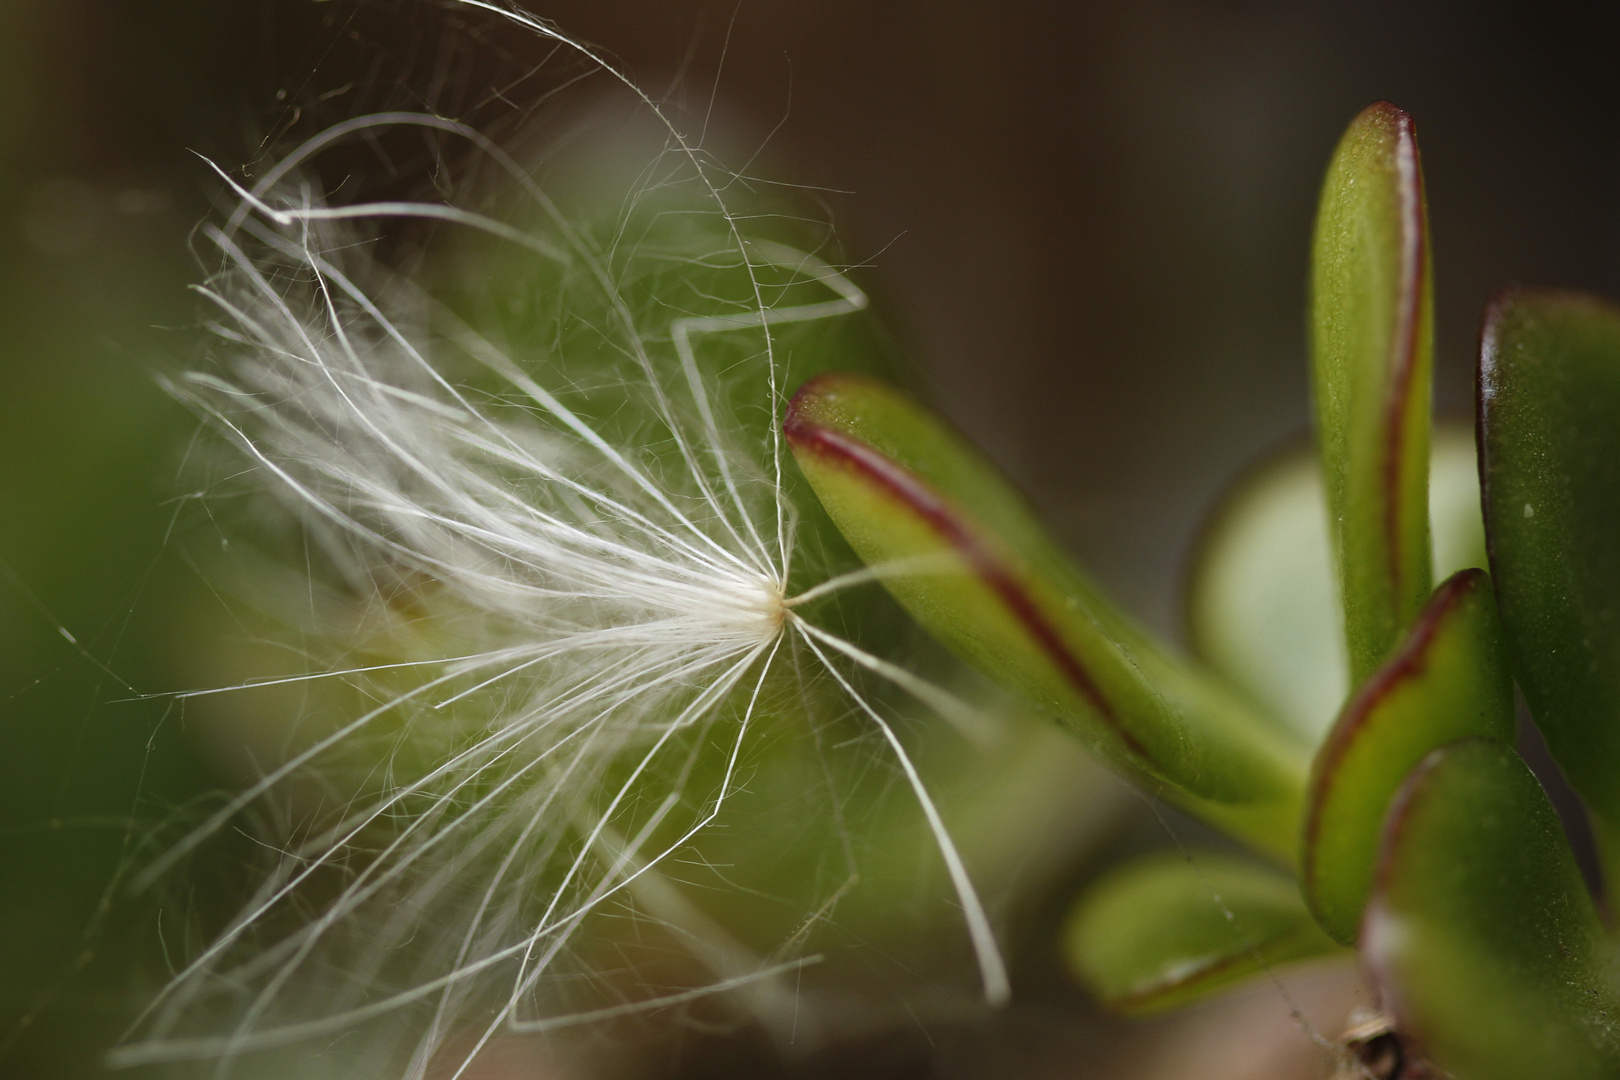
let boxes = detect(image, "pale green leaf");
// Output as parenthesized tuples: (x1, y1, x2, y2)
(1062, 850, 1338, 1015)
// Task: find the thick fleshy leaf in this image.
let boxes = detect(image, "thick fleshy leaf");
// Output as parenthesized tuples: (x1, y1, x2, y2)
(785, 373, 1310, 860)
(1310, 101, 1434, 683)
(1478, 289, 1620, 874)
(1187, 428, 1485, 742)
(1061, 850, 1339, 1016)
(1301, 569, 1514, 943)
(1363, 738, 1620, 1079)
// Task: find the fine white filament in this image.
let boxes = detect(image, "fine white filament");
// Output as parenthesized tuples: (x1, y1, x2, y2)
(116, 5, 1007, 1077)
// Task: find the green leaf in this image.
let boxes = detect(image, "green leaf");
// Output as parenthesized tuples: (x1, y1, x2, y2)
(1363, 738, 1620, 1080)
(1310, 101, 1434, 683)
(1430, 426, 1488, 582)
(1478, 289, 1620, 876)
(1187, 428, 1486, 742)
(1187, 447, 1347, 740)
(1301, 569, 1514, 944)
(785, 373, 1309, 861)
(1061, 850, 1339, 1016)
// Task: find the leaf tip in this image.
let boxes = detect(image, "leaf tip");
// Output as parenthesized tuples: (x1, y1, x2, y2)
(1346, 100, 1418, 149)
(784, 370, 876, 444)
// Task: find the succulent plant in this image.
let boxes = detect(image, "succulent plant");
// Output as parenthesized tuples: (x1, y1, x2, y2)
(785, 101, 1620, 1079)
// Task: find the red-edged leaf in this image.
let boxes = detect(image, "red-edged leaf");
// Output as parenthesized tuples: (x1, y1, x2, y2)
(1310, 102, 1435, 683)
(1301, 569, 1514, 943)
(785, 373, 1309, 860)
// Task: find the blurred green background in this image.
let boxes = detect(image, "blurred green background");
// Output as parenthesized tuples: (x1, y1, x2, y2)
(3, 2, 1619, 1078)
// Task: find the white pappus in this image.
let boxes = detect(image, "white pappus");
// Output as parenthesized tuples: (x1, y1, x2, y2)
(117, 7, 1008, 1078)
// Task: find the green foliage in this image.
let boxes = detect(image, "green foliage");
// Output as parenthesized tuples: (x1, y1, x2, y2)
(1479, 291, 1620, 878)
(1363, 739, 1620, 1080)
(1062, 850, 1337, 1016)
(1185, 447, 1347, 740)
(790, 99, 1620, 1079)
(1302, 568, 1514, 943)
(1186, 428, 1486, 743)
(1310, 102, 1435, 683)
(784, 372, 1309, 861)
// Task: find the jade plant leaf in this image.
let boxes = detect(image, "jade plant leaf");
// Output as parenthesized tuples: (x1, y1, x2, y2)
(1301, 568, 1514, 944)
(1478, 289, 1620, 873)
(1187, 428, 1485, 742)
(1061, 849, 1339, 1016)
(1363, 738, 1620, 1080)
(784, 372, 1310, 861)
(1310, 101, 1434, 683)
(1187, 447, 1347, 740)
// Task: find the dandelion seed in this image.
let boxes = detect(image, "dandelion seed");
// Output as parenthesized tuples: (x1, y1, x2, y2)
(117, 11, 1008, 1078)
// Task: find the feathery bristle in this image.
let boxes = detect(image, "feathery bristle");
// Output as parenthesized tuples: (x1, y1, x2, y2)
(118, 8, 1008, 1076)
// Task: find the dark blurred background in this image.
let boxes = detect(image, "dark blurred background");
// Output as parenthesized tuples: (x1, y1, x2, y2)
(3, 2, 1619, 1077)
